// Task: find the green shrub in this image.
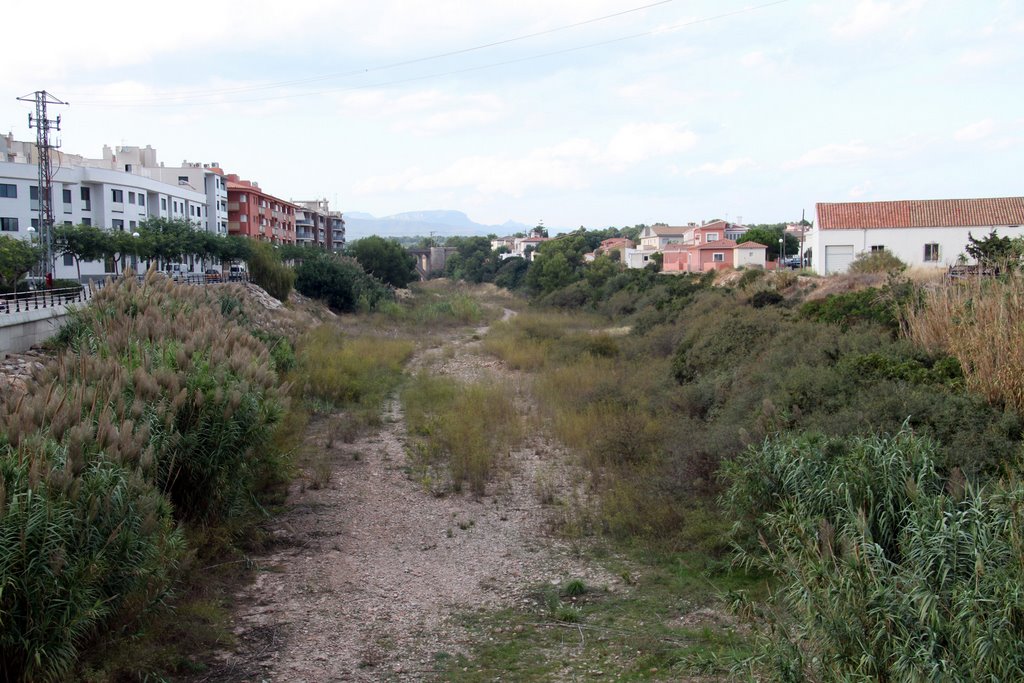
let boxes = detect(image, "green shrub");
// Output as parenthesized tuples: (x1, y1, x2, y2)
(800, 287, 898, 330)
(847, 249, 906, 274)
(724, 430, 1024, 681)
(749, 290, 783, 308)
(294, 254, 392, 312)
(246, 240, 295, 301)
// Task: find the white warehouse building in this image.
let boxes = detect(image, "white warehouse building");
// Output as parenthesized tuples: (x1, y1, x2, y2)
(810, 197, 1024, 274)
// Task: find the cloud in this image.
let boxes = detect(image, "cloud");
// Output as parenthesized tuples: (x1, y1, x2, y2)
(740, 51, 769, 68)
(354, 121, 698, 197)
(956, 48, 998, 67)
(605, 123, 697, 166)
(849, 180, 874, 198)
(954, 119, 995, 142)
(784, 141, 873, 169)
(687, 158, 755, 176)
(330, 90, 506, 135)
(830, 0, 926, 39)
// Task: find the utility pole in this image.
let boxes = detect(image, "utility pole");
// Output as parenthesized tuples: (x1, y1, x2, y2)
(16, 91, 68, 278)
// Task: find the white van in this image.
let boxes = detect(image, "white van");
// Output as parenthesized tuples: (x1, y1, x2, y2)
(228, 264, 247, 281)
(165, 263, 188, 280)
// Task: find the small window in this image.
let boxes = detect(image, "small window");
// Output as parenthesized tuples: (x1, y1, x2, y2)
(112, 219, 124, 230)
(240, 194, 247, 203)
(112, 189, 124, 202)
(31, 218, 38, 229)
(80, 187, 90, 201)
(128, 191, 136, 204)
(137, 194, 145, 207)
(706, 232, 719, 242)
(29, 186, 38, 200)
(161, 197, 167, 211)
(178, 175, 189, 185)
(129, 220, 137, 229)
(64, 254, 74, 266)
(62, 189, 72, 203)
(63, 221, 72, 225)
(870, 245, 885, 253)
(713, 252, 725, 262)
(82, 217, 91, 226)
(124, 164, 132, 173)
(0, 184, 16, 198)
(924, 243, 940, 262)
(0, 217, 18, 231)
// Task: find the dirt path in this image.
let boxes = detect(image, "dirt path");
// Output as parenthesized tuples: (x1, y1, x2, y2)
(203, 323, 610, 682)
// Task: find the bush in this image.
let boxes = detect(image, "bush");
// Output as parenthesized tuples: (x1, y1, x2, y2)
(723, 430, 1024, 681)
(246, 241, 295, 301)
(294, 254, 392, 312)
(347, 236, 417, 288)
(0, 273, 289, 680)
(848, 249, 907, 274)
(800, 287, 899, 331)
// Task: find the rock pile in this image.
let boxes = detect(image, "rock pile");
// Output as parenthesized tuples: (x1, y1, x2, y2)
(0, 348, 51, 395)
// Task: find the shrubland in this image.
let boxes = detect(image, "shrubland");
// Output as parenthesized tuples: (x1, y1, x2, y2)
(0, 272, 293, 681)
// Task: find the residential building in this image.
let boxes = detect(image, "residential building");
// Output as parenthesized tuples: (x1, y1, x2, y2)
(226, 175, 297, 245)
(293, 199, 346, 252)
(0, 157, 208, 281)
(638, 224, 689, 251)
(584, 237, 634, 262)
(661, 239, 768, 273)
(810, 197, 1024, 274)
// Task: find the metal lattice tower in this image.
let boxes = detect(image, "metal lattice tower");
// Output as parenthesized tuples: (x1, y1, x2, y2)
(16, 91, 67, 277)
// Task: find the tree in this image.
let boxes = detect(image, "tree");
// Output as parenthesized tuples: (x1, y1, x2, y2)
(740, 226, 798, 260)
(0, 235, 42, 292)
(53, 224, 107, 282)
(966, 230, 1022, 271)
(294, 253, 391, 312)
(246, 241, 294, 301)
(444, 236, 500, 283)
(347, 236, 417, 288)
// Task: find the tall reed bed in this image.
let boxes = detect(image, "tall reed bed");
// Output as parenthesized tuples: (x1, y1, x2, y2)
(0, 272, 289, 681)
(402, 373, 522, 495)
(903, 274, 1024, 415)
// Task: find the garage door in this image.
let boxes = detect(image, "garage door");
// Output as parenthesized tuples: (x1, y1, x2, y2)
(825, 245, 855, 274)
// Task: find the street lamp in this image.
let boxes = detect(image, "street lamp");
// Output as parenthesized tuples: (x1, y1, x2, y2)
(131, 232, 140, 274)
(779, 237, 784, 268)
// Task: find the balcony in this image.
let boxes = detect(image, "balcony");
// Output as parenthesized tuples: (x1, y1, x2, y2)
(227, 202, 239, 212)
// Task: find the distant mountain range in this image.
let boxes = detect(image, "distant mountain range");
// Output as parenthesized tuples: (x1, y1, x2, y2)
(342, 210, 534, 240)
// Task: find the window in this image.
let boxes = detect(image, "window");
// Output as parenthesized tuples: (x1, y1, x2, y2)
(706, 232, 719, 242)
(0, 217, 17, 231)
(80, 187, 91, 210)
(0, 184, 16, 198)
(128, 191, 136, 204)
(29, 186, 38, 200)
(178, 175, 189, 185)
(31, 218, 38, 229)
(137, 194, 145, 207)
(240, 194, 247, 203)
(112, 189, 124, 202)
(63, 221, 72, 225)
(161, 197, 167, 211)
(924, 243, 940, 262)
(82, 218, 91, 226)
(64, 254, 74, 266)
(129, 220, 137, 229)
(112, 219, 124, 230)
(870, 245, 885, 252)
(712, 253, 725, 262)
(62, 189, 72, 203)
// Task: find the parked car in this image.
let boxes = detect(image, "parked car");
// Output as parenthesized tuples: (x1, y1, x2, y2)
(782, 256, 802, 269)
(205, 268, 222, 282)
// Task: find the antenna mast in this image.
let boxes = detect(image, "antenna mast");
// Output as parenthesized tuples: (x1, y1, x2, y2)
(16, 90, 68, 277)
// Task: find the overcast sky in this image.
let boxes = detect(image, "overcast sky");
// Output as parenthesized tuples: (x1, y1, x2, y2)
(2, 0, 1020, 230)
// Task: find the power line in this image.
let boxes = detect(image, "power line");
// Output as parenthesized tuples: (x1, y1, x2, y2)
(72, 0, 788, 109)
(73, 0, 682, 104)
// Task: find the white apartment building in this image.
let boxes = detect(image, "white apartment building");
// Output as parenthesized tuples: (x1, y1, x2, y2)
(93, 145, 229, 236)
(0, 160, 208, 281)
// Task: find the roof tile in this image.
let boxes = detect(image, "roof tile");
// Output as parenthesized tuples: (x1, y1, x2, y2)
(817, 197, 1024, 230)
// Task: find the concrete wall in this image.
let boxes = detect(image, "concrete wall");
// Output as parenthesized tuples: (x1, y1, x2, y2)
(0, 305, 71, 355)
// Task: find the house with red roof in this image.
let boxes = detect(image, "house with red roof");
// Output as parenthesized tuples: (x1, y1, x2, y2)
(659, 223, 767, 273)
(810, 197, 1024, 274)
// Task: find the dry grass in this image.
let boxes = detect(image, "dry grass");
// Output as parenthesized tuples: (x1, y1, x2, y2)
(903, 274, 1024, 414)
(402, 373, 523, 496)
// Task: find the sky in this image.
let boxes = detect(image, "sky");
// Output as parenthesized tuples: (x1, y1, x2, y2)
(1, 0, 1021, 231)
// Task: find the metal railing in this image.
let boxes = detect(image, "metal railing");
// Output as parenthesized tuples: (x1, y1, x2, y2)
(0, 285, 94, 314)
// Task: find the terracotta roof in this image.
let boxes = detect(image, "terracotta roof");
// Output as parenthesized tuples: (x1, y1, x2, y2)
(736, 241, 768, 248)
(652, 226, 689, 236)
(817, 197, 1024, 230)
(696, 239, 738, 250)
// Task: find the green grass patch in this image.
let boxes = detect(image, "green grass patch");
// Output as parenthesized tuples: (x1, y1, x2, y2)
(434, 553, 766, 682)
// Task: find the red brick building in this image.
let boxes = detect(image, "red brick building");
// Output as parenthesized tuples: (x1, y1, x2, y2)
(226, 174, 296, 244)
